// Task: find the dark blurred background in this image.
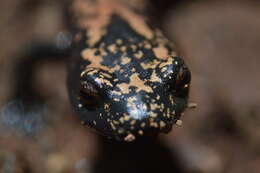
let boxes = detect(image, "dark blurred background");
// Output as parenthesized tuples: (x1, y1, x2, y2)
(1, 0, 260, 172)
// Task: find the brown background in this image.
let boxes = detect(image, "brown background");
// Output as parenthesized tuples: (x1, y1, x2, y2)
(0, 0, 260, 172)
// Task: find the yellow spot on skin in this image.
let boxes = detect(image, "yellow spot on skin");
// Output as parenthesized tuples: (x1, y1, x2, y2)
(161, 67, 167, 72)
(144, 43, 152, 49)
(113, 98, 120, 102)
(160, 121, 166, 128)
(110, 122, 116, 130)
(138, 42, 143, 47)
(129, 73, 153, 93)
(124, 133, 136, 142)
(108, 44, 117, 53)
(124, 115, 130, 121)
(113, 120, 119, 125)
(150, 103, 160, 111)
(159, 57, 174, 69)
(116, 39, 123, 45)
(104, 104, 109, 110)
(153, 45, 169, 60)
(130, 120, 136, 125)
(150, 71, 161, 83)
(118, 129, 124, 134)
(119, 117, 124, 123)
(117, 83, 131, 94)
(100, 47, 108, 56)
(140, 59, 160, 70)
(138, 130, 144, 135)
(160, 103, 164, 110)
(100, 42, 105, 47)
(128, 96, 137, 103)
(110, 90, 121, 96)
(134, 50, 143, 59)
(121, 56, 131, 65)
(110, 64, 121, 72)
(150, 122, 159, 128)
(169, 95, 174, 105)
(120, 46, 127, 52)
(131, 68, 136, 72)
(166, 108, 171, 118)
(150, 112, 157, 118)
(81, 48, 110, 71)
(131, 45, 137, 52)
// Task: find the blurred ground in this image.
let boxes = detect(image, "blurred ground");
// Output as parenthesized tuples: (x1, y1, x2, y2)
(0, 0, 260, 173)
(165, 1, 260, 172)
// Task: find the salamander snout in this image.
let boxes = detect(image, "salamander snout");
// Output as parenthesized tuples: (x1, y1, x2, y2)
(74, 56, 191, 141)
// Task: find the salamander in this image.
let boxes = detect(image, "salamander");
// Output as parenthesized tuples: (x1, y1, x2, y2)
(67, 0, 191, 142)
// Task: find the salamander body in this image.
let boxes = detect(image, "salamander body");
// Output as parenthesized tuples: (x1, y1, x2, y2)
(67, 0, 191, 141)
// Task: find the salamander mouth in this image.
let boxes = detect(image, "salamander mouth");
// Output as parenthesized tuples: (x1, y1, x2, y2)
(112, 118, 174, 142)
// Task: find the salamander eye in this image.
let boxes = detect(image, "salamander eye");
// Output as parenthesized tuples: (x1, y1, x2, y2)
(172, 64, 191, 98)
(176, 65, 191, 88)
(79, 80, 101, 110)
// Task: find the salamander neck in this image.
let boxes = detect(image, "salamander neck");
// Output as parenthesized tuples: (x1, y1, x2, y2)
(70, 0, 152, 47)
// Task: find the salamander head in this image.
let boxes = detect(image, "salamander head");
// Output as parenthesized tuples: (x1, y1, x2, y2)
(74, 56, 190, 141)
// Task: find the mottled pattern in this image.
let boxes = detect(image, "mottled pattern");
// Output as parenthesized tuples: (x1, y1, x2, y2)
(67, 0, 191, 141)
